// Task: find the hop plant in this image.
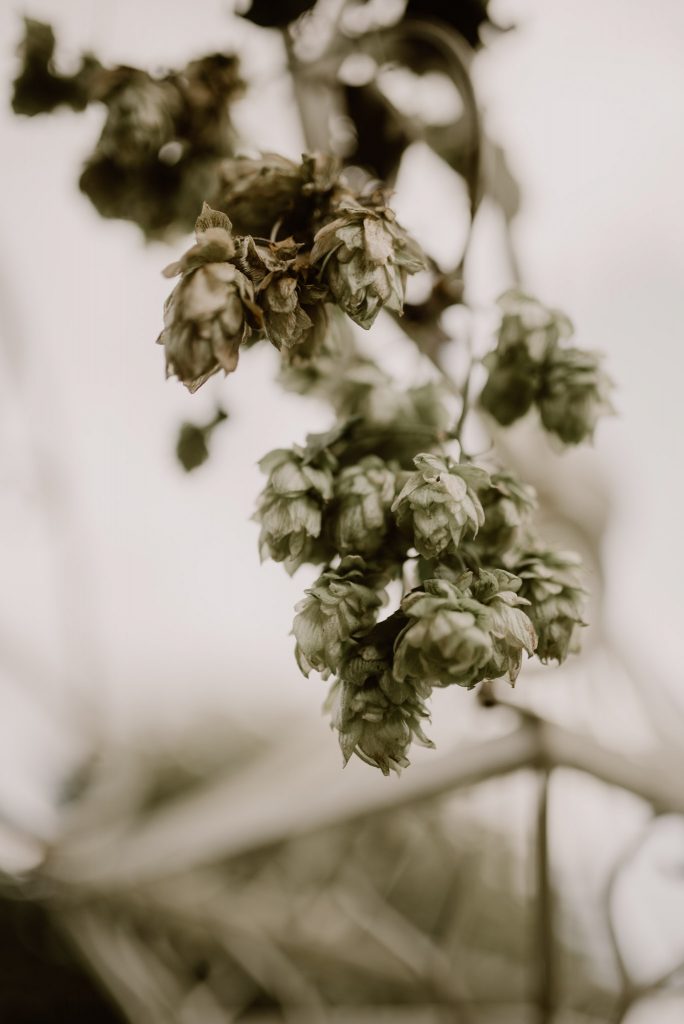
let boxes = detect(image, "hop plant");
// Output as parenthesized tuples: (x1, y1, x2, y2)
(158, 206, 259, 391)
(255, 445, 336, 574)
(11, 16, 614, 775)
(515, 547, 587, 663)
(392, 453, 489, 560)
(293, 557, 387, 676)
(311, 196, 426, 328)
(332, 456, 397, 557)
(538, 346, 613, 445)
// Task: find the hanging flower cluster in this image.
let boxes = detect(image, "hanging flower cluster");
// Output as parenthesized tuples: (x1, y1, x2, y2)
(10, 15, 613, 777)
(157, 155, 426, 389)
(254, 368, 587, 773)
(154, 153, 609, 774)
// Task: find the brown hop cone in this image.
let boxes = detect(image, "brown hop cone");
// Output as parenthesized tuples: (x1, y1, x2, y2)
(237, 236, 326, 353)
(158, 205, 261, 391)
(311, 195, 426, 329)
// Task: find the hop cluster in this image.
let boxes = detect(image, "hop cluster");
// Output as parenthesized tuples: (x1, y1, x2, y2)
(254, 334, 595, 775)
(480, 290, 613, 444)
(315, 567, 536, 773)
(157, 156, 426, 390)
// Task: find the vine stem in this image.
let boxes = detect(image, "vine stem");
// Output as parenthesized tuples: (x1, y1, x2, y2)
(536, 767, 554, 1023)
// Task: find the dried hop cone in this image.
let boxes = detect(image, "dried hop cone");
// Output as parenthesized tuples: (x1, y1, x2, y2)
(332, 613, 434, 774)
(394, 578, 494, 689)
(480, 289, 573, 426)
(311, 196, 426, 329)
(538, 346, 613, 445)
(238, 236, 326, 353)
(293, 557, 387, 676)
(515, 547, 587, 663)
(158, 205, 260, 391)
(333, 456, 397, 556)
(392, 453, 489, 560)
(469, 569, 537, 684)
(255, 446, 336, 574)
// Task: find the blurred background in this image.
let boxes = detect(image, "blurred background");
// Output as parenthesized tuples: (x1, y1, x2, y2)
(1, 1, 683, 1021)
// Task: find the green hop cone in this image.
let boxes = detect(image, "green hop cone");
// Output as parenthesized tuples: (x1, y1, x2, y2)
(255, 445, 336, 574)
(332, 613, 433, 774)
(391, 453, 489, 560)
(311, 196, 425, 329)
(477, 471, 537, 558)
(394, 578, 494, 689)
(293, 557, 387, 676)
(480, 290, 573, 426)
(515, 547, 587, 663)
(538, 345, 613, 445)
(157, 205, 260, 391)
(333, 456, 397, 557)
(469, 569, 537, 683)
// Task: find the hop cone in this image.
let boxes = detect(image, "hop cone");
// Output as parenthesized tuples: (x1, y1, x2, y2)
(158, 206, 258, 391)
(538, 346, 613, 445)
(311, 197, 425, 328)
(293, 557, 386, 676)
(515, 547, 586, 663)
(392, 453, 489, 559)
(480, 290, 573, 426)
(215, 152, 340, 239)
(255, 446, 335, 574)
(238, 236, 326, 353)
(333, 456, 397, 557)
(477, 471, 537, 557)
(332, 614, 433, 774)
(394, 578, 494, 689)
(469, 569, 537, 684)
